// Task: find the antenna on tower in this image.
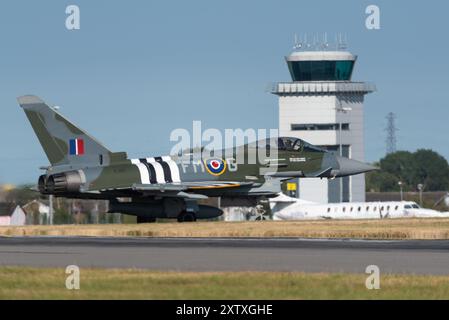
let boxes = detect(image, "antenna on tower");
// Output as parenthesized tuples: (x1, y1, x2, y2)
(321, 32, 329, 50)
(293, 33, 304, 51)
(343, 33, 348, 49)
(334, 33, 349, 50)
(385, 112, 398, 154)
(305, 33, 311, 49)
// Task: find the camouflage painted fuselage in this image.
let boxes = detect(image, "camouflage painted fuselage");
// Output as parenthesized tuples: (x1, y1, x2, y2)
(18, 95, 375, 221)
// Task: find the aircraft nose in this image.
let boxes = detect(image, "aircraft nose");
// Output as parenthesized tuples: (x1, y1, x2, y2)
(334, 156, 378, 177)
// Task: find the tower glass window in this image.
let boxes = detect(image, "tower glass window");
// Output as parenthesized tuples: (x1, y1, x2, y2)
(287, 60, 355, 81)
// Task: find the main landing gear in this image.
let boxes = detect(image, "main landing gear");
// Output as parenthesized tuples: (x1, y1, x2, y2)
(177, 211, 197, 222)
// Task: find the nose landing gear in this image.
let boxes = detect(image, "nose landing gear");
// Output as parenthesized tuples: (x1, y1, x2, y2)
(252, 204, 268, 221)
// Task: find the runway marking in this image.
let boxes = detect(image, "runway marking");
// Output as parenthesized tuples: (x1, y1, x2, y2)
(1, 237, 449, 274)
(0, 250, 80, 255)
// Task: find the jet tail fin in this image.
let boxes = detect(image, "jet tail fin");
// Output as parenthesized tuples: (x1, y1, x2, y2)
(18, 95, 116, 167)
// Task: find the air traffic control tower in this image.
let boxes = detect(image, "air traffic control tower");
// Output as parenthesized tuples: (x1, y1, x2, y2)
(271, 43, 376, 203)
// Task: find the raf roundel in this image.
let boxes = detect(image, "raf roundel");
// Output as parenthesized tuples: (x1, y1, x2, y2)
(205, 158, 227, 176)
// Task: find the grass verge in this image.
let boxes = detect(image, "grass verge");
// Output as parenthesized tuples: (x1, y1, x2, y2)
(2, 219, 449, 239)
(0, 267, 448, 299)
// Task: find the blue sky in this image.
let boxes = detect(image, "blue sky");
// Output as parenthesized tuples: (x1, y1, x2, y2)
(0, 0, 448, 184)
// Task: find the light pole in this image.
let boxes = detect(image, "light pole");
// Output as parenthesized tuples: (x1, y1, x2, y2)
(48, 194, 54, 225)
(398, 181, 403, 201)
(335, 103, 352, 202)
(417, 184, 424, 207)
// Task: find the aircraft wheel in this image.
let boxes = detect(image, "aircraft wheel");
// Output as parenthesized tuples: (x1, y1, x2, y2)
(137, 216, 156, 223)
(177, 211, 197, 223)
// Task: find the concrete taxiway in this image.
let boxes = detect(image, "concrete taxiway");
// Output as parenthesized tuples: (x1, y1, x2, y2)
(0, 237, 448, 275)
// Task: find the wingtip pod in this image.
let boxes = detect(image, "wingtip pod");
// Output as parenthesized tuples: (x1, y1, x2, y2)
(17, 95, 44, 107)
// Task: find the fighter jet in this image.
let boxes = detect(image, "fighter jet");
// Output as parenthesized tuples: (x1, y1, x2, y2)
(17, 95, 376, 222)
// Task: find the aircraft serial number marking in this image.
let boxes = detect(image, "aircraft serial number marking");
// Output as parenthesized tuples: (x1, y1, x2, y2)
(290, 157, 306, 162)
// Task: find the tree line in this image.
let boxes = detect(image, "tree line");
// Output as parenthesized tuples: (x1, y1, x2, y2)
(366, 149, 449, 192)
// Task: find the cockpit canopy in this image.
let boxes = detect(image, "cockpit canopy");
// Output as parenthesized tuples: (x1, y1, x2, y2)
(176, 137, 327, 157)
(249, 137, 327, 153)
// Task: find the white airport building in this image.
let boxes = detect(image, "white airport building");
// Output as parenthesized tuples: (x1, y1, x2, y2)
(271, 49, 376, 203)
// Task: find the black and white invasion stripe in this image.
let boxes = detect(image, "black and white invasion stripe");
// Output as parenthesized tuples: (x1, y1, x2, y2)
(132, 156, 180, 184)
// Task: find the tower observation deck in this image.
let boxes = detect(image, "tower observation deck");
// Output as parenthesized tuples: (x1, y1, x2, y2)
(271, 46, 376, 203)
(286, 51, 356, 81)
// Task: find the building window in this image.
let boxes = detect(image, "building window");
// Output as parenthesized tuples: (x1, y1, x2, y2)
(291, 123, 349, 131)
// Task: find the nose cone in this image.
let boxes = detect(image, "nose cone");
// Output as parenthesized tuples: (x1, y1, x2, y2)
(334, 156, 378, 177)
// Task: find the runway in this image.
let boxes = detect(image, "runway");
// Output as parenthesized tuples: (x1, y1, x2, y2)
(1, 237, 449, 275)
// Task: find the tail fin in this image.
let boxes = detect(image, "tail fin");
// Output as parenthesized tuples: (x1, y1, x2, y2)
(18, 95, 115, 167)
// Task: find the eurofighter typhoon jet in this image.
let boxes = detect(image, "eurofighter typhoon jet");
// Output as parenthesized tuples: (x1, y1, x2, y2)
(18, 95, 376, 222)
